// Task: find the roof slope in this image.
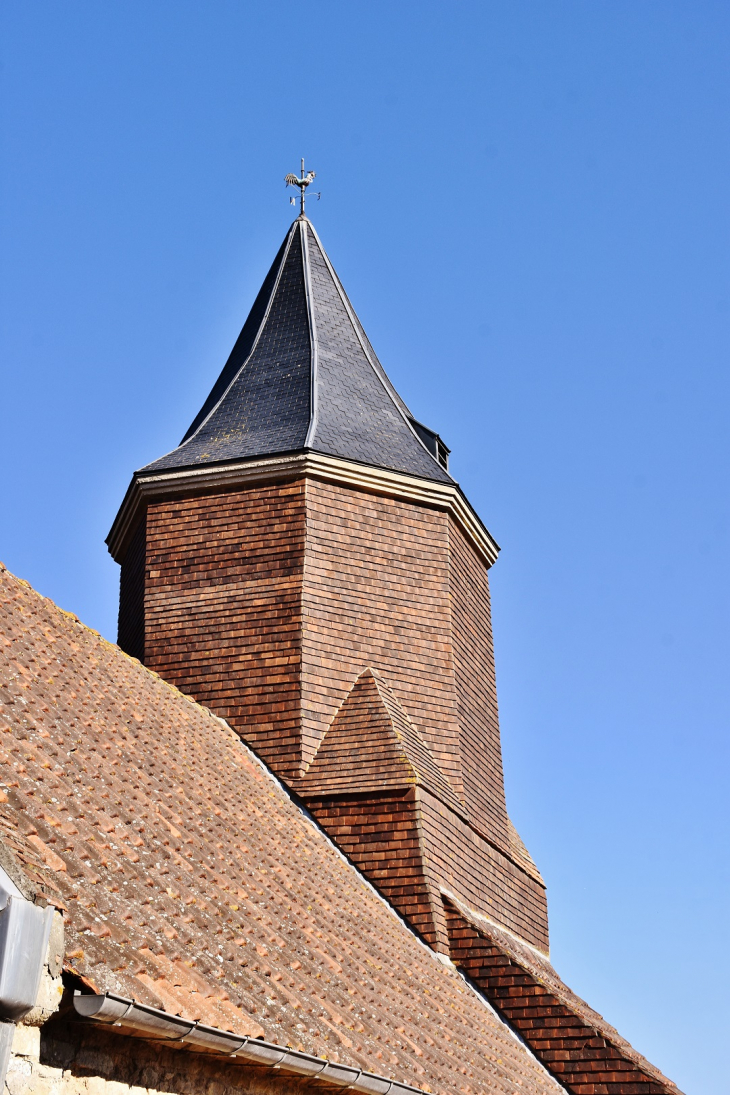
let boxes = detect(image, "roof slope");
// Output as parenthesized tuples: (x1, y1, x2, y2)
(443, 893, 683, 1095)
(143, 217, 452, 484)
(299, 668, 464, 814)
(0, 564, 562, 1095)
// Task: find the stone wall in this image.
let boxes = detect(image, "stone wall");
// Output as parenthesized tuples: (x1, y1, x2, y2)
(6, 1020, 313, 1095)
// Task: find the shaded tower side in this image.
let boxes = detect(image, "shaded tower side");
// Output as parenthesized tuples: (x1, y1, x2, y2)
(117, 515, 146, 662)
(449, 517, 508, 841)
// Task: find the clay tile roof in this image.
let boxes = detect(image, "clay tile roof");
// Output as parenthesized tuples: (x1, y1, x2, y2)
(0, 563, 564, 1095)
(141, 217, 453, 485)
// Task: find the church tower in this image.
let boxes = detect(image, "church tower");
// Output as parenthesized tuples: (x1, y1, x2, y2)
(108, 212, 548, 955)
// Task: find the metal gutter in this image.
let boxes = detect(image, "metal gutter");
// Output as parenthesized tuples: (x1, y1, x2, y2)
(74, 992, 425, 1095)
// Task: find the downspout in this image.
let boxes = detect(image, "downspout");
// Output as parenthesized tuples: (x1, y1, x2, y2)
(0, 866, 54, 1087)
(74, 992, 424, 1095)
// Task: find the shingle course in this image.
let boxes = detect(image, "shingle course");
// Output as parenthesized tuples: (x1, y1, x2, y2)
(0, 564, 562, 1095)
(444, 893, 683, 1095)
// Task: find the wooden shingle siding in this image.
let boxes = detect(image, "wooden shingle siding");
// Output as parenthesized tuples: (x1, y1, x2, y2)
(303, 788, 444, 949)
(301, 478, 465, 792)
(444, 900, 680, 1095)
(142, 480, 307, 780)
(449, 518, 509, 848)
(418, 790, 549, 954)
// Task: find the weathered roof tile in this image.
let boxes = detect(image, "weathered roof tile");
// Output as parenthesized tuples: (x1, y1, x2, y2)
(0, 563, 564, 1094)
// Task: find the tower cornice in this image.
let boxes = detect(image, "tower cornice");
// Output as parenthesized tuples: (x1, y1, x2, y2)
(106, 451, 500, 568)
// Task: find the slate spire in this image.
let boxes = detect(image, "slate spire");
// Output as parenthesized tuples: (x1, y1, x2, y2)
(143, 216, 452, 484)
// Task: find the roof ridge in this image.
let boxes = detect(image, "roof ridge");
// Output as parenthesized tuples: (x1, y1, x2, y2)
(359, 667, 419, 764)
(301, 220, 319, 449)
(298, 667, 414, 787)
(367, 669, 465, 812)
(299, 667, 463, 815)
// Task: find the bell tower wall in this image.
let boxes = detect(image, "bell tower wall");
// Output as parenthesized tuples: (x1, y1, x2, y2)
(116, 467, 548, 949)
(300, 478, 465, 793)
(300, 477, 511, 852)
(449, 519, 509, 847)
(140, 479, 307, 781)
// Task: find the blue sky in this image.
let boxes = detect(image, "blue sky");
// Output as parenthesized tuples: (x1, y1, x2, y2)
(1, 4, 728, 1092)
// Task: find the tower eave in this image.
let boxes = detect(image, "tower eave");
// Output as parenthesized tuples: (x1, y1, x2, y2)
(105, 450, 499, 568)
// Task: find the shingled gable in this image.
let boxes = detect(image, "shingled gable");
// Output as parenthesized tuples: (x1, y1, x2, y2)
(298, 668, 463, 814)
(0, 563, 567, 1095)
(142, 216, 451, 485)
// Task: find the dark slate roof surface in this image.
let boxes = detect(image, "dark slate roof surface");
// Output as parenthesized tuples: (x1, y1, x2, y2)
(180, 231, 292, 443)
(143, 218, 452, 484)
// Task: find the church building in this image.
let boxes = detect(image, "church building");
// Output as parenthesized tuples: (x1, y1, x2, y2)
(0, 196, 682, 1095)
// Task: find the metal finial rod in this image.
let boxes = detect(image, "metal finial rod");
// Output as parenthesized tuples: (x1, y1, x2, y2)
(285, 159, 317, 216)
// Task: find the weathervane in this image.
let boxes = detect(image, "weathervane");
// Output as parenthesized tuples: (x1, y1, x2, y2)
(285, 159, 320, 216)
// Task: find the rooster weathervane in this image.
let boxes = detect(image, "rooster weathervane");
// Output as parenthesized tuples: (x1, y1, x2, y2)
(285, 159, 320, 216)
